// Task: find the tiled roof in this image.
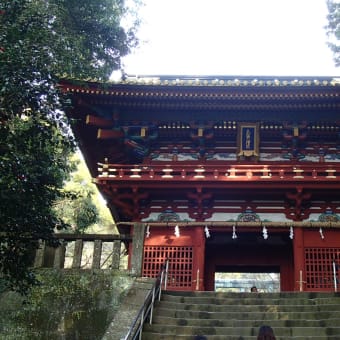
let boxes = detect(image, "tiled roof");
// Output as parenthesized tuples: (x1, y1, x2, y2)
(117, 75, 340, 87)
(61, 75, 340, 88)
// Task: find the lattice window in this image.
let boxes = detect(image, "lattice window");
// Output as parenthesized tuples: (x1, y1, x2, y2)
(143, 246, 193, 289)
(305, 248, 340, 290)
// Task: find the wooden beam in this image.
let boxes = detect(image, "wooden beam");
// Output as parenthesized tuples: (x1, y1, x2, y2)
(116, 221, 340, 229)
(86, 114, 113, 127)
(97, 128, 124, 139)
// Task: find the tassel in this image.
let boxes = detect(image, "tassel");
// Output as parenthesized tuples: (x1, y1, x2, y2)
(204, 225, 210, 238)
(145, 224, 150, 238)
(262, 225, 268, 239)
(174, 225, 180, 237)
(319, 227, 324, 240)
(232, 225, 238, 239)
(289, 225, 294, 240)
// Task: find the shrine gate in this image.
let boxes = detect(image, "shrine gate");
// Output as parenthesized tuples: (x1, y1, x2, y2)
(62, 75, 340, 292)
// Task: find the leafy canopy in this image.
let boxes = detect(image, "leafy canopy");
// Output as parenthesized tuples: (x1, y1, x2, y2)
(0, 0, 139, 293)
(326, 0, 340, 67)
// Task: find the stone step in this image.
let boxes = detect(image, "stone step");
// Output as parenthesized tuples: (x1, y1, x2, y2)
(163, 291, 340, 299)
(142, 291, 340, 339)
(156, 301, 340, 313)
(142, 334, 340, 340)
(151, 315, 340, 328)
(154, 306, 340, 320)
(143, 324, 340, 337)
(161, 294, 340, 306)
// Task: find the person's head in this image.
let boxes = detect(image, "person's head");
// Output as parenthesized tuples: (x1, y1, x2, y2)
(251, 286, 258, 292)
(257, 325, 276, 340)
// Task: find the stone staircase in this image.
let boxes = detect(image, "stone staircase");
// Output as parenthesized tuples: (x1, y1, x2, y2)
(142, 291, 340, 340)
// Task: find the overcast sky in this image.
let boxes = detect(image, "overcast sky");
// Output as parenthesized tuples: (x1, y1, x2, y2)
(121, 0, 340, 77)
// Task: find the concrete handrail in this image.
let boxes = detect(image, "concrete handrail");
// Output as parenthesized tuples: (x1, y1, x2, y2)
(124, 259, 169, 340)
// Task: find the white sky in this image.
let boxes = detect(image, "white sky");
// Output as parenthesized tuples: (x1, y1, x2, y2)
(122, 0, 340, 77)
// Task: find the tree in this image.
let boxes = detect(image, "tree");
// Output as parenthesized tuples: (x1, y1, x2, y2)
(326, 0, 340, 66)
(54, 152, 115, 234)
(54, 161, 99, 234)
(0, 0, 139, 293)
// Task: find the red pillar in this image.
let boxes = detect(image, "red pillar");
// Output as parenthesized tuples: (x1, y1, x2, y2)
(293, 227, 305, 291)
(193, 226, 206, 291)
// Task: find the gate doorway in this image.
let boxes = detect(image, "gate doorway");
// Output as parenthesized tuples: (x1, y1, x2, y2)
(204, 231, 294, 291)
(214, 269, 280, 293)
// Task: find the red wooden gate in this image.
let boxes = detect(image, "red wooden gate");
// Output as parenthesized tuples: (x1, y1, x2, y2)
(305, 247, 340, 291)
(143, 245, 194, 290)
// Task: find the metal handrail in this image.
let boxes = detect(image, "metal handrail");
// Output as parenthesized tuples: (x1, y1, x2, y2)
(333, 260, 338, 292)
(124, 259, 169, 340)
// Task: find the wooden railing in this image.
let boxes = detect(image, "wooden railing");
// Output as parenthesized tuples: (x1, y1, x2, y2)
(96, 163, 340, 183)
(34, 233, 132, 270)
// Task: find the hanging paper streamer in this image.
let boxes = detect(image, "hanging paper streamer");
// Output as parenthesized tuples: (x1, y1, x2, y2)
(204, 225, 210, 238)
(319, 227, 325, 239)
(289, 225, 294, 240)
(262, 225, 268, 239)
(232, 225, 238, 239)
(145, 224, 150, 238)
(174, 225, 180, 237)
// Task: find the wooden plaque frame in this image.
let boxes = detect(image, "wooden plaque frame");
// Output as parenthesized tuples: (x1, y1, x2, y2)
(237, 122, 260, 160)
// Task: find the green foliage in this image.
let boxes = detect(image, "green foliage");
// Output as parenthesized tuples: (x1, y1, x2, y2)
(53, 152, 116, 233)
(0, 115, 74, 293)
(72, 155, 115, 231)
(0, 0, 139, 293)
(0, 270, 132, 339)
(0, 0, 139, 81)
(326, 0, 340, 66)
(56, 193, 99, 234)
(54, 156, 100, 233)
